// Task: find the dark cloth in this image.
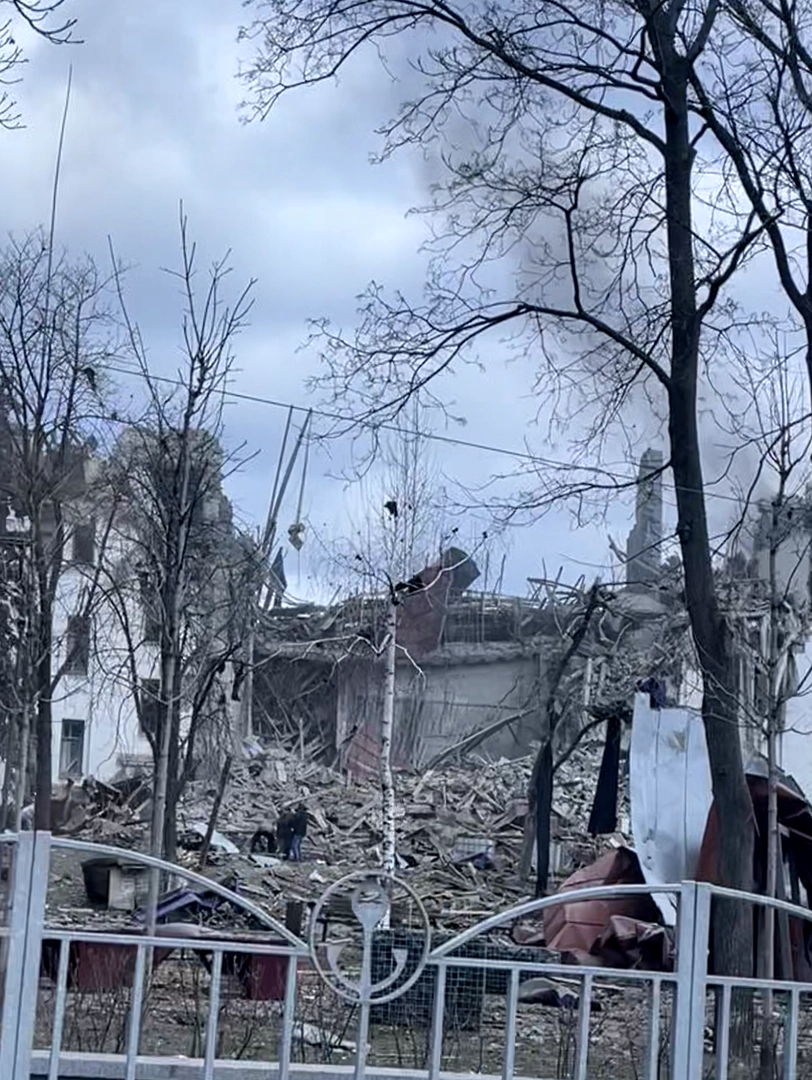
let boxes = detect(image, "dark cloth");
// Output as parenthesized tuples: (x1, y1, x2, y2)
(638, 676, 666, 709)
(588, 714, 622, 835)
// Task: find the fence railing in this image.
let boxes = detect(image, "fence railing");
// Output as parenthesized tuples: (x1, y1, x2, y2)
(2, 831, 812, 1079)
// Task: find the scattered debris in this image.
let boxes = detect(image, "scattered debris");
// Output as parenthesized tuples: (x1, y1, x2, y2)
(81, 856, 149, 911)
(55, 733, 628, 935)
(537, 847, 672, 971)
(182, 822, 239, 856)
(197, 753, 234, 869)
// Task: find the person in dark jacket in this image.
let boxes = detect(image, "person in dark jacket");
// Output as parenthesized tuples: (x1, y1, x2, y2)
(277, 803, 308, 861)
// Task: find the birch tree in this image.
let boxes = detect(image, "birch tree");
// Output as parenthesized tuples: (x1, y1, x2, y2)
(241, 0, 766, 974)
(318, 399, 451, 630)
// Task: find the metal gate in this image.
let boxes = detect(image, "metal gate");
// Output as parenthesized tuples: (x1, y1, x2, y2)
(0, 830, 808, 1079)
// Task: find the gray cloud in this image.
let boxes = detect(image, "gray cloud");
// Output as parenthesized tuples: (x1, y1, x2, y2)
(0, 0, 652, 599)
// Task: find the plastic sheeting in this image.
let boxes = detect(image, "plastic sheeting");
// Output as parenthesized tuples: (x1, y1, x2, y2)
(629, 693, 713, 925)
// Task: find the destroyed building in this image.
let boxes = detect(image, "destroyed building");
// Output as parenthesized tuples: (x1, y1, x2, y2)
(624, 448, 664, 590)
(251, 449, 812, 814)
(252, 543, 694, 781)
(0, 429, 252, 790)
(49, 449, 812, 990)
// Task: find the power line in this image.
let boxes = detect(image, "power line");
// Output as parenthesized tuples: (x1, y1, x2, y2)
(105, 363, 603, 469)
(104, 362, 790, 508)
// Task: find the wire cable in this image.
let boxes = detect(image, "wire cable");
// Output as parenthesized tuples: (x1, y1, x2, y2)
(104, 362, 771, 507)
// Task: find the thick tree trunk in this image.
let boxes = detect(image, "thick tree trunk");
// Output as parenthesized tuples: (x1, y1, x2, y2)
(162, 781, 178, 867)
(14, 699, 30, 831)
(1, 703, 17, 831)
(663, 66, 753, 975)
(163, 706, 182, 866)
(151, 640, 176, 856)
(146, 637, 178, 931)
(161, 670, 183, 865)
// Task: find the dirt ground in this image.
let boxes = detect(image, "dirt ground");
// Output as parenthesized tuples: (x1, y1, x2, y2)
(26, 943, 812, 1080)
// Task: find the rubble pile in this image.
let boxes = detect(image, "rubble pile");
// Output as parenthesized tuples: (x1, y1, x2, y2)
(54, 733, 631, 929)
(165, 737, 632, 927)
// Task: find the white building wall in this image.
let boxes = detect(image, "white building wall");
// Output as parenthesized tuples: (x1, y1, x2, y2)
(780, 638, 812, 800)
(50, 545, 155, 784)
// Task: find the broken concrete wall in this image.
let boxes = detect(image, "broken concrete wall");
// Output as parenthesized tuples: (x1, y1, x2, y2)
(337, 644, 543, 774)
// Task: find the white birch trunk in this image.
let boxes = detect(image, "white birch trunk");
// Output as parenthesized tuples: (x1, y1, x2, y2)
(381, 600, 398, 878)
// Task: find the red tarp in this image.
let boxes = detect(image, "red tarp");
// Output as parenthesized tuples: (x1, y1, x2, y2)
(522, 847, 671, 970)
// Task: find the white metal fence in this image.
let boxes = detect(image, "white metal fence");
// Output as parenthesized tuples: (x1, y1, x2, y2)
(0, 831, 810, 1079)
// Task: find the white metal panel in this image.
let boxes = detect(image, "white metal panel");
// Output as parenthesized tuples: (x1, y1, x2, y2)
(630, 693, 713, 924)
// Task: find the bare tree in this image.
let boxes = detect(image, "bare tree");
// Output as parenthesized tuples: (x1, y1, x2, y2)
(528, 580, 604, 896)
(354, 400, 448, 585)
(692, 2, 812, 390)
(713, 352, 812, 1077)
(109, 212, 256, 866)
(517, 564, 692, 895)
(0, 230, 120, 828)
(316, 397, 455, 621)
(240, 0, 770, 973)
(0, 1, 77, 129)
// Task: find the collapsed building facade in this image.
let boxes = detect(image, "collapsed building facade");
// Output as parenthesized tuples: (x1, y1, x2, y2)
(251, 508, 695, 784)
(250, 450, 812, 891)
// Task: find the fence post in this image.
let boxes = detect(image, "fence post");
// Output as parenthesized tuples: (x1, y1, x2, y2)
(0, 831, 50, 1079)
(0, 834, 33, 1077)
(672, 881, 710, 1079)
(672, 881, 696, 1079)
(687, 884, 711, 1078)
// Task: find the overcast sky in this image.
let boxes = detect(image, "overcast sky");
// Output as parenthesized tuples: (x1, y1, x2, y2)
(0, 0, 723, 600)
